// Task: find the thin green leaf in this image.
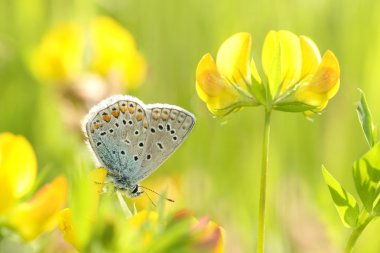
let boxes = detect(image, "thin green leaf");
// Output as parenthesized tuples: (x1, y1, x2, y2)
(353, 142, 380, 212)
(357, 89, 377, 148)
(273, 101, 318, 112)
(373, 195, 380, 216)
(322, 166, 359, 228)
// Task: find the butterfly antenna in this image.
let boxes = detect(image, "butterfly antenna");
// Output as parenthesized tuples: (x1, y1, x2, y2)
(139, 185, 175, 203)
(143, 191, 157, 207)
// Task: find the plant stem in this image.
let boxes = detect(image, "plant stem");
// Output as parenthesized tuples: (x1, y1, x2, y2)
(344, 213, 373, 253)
(257, 109, 272, 253)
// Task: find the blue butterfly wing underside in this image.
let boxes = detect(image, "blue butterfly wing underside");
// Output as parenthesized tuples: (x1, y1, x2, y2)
(83, 95, 195, 187)
(132, 104, 196, 183)
(83, 95, 149, 184)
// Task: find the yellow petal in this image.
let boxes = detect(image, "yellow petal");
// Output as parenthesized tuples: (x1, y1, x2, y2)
(8, 176, 68, 241)
(216, 32, 251, 90)
(128, 210, 159, 245)
(128, 210, 159, 228)
(295, 50, 340, 110)
(250, 58, 262, 84)
(90, 16, 146, 88)
(309, 50, 340, 98)
(300, 35, 321, 78)
(262, 30, 302, 97)
(31, 23, 83, 82)
(196, 53, 240, 115)
(58, 208, 79, 249)
(0, 133, 37, 214)
(206, 221, 225, 253)
(90, 167, 108, 198)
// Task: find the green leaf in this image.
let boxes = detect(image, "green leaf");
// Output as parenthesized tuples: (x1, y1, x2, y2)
(353, 142, 380, 212)
(273, 101, 318, 112)
(249, 75, 267, 106)
(322, 166, 359, 228)
(357, 89, 377, 148)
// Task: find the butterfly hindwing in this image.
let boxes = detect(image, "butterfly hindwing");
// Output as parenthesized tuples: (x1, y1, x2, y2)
(130, 104, 196, 183)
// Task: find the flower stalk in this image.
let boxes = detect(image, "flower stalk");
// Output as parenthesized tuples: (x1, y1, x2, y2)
(344, 210, 374, 253)
(257, 109, 272, 253)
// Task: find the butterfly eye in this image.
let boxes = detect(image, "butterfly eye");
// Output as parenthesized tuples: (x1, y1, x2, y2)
(131, 185, 139, 194)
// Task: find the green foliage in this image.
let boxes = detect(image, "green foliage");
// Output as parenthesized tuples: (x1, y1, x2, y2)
(357, 89, 377, 148)
(322, 166, 359, 228)
(324, 90, 380, 252)
(353, 143, 380, 212)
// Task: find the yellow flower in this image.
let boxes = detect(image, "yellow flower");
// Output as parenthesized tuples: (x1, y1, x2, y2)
(196, 33, 258, 116)
(0, 133, 37, 214)
(0, 133, 68, 241)
(31, 24, 83, 82)
(32, 16, 146, 89)
(196, 31, 340, 115)
(8, 176, 68, 241)
(262, 31, 340, 113)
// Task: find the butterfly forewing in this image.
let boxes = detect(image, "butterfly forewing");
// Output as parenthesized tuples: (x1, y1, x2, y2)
(84, 96, 149, 177)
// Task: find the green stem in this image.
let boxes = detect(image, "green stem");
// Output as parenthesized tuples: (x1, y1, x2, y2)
(256, 109, 272, 253)
(344, 212, 374, 253)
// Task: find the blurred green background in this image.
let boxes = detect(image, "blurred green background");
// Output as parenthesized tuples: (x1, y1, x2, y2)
(1, 0, 380, 252)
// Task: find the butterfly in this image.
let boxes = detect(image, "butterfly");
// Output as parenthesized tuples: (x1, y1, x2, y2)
(82, 95, 196, 197)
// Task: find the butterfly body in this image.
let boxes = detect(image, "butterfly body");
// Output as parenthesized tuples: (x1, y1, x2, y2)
(82, 95, 196, 197)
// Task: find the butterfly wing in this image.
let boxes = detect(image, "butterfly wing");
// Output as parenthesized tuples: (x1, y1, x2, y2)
(129, 104, 196, 184)
(83, 95, 150, 183)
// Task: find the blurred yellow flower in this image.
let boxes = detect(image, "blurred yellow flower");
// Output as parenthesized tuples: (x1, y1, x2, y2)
(32, 16, 146, 89)
(8, 176, 67, 241)
(0, 133, 68, 241)
(196, 30, 340, 115)
(0, 133, 37, 214)
(196, 33, 257, 116)
(191, 216, 225, 253)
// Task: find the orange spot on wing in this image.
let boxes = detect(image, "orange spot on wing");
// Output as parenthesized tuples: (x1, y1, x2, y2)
(111, 110, 120, 118)
(102, 115, 111, 122)
(136, 114, 143, 121)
